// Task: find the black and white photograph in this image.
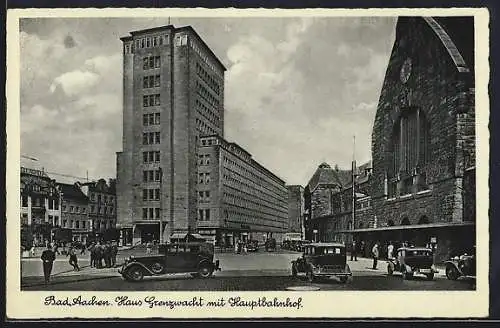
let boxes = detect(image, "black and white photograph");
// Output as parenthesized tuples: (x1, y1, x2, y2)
(6, 8, 489, 318)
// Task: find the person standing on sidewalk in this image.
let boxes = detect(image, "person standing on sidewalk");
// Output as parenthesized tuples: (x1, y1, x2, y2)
(372, 242, 380, 270)
(111, 242, 118, 267)
(350, 240, 358, 261)
(68, 246, 80, 271)
(146, 241, 152, 255)
(387, 241, 394, 260)
(40, 245, 56, 284)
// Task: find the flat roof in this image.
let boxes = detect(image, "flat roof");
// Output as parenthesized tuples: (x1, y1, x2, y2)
(121, 25, 226, 71)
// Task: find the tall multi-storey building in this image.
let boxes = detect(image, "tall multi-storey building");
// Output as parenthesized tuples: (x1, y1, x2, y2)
(286, 185, 305, 238)
(196, 135, 288, 246)
(117, 25, 226, 243)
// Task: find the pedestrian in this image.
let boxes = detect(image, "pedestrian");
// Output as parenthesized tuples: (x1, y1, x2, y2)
(30, 245, 36, 257)
(146, 241, 152, 255)
(94, 242, 103, 269)
(80, 242, 86, 255)
(103, 242, 111, 268)
(387, 241, 394, 260)
(243, 241, 248, 255)
(111, 242, 118, 267)
(372, 242, 380, 270)
(350, 240, 357, 261)
(68, 246, 80, 271)
(234, 240, 238, 254)
(40, 245, 56, 284)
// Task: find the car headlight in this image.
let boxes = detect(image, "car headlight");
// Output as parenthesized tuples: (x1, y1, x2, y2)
(453, 256, 459, 260)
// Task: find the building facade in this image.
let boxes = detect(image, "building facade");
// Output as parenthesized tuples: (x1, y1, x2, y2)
(354, 17, 475, 262)
(58, 183, 92, 243)
(78, 179, 117, 240)
(286, 185, 305, 238)
(117, 25, 226, 244)
(20, 167, 61, 246)
(196, 135, 288, 246)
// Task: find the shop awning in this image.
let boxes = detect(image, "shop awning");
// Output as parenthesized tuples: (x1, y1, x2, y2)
(338, 221, 475, 233)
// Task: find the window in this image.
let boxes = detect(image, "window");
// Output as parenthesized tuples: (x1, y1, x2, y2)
(154, 189, 160, 200)
(388, 108, 430, 197)
(143, 171, 148, 182)
(82, 221, 86, 228)
(91, 205, 95, 213)
(155, 169, 161, 181)
(21, 195, 28, 207)
(54, 199, 59, 210)
(63, 219, 67, 228)
(143, 56, 160, 70)
(198, 209, 204, 221)
(70, 206, 74, 212)
(143, 208, 148, 219)
(76, 221, 80, 229)
(205, 209, 210, 221)
(149, 208, 154, 219)
(155, 208, 160, 219)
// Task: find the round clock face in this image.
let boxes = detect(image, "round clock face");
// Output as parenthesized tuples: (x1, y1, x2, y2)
(400, 58, 412, 84)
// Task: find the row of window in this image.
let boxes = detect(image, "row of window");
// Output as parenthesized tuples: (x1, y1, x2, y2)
(198, 191, 210, 202)
(223, 189, 287, 220)
(200, 138, 218, 146)
(191, 40, 221, 78)
(143, 169, 162, 183)
(198, 208, 211, 221)
(143, 113, 161, 126)
(137, 35, 170, 51)
(143, 56, 161, 70)
(143, 188, 160, 201)
(225, 209, 287, 228)
(62, 205, 86, 214)
(196, 81, 220, 108)
(196, 118, 218, 137)
(21, 196, 60, 209)
(223, 155, 286, 200)
(143, 74, 160, 89)
(143, 151, 161, 163)
(143, 94, 161, 107)
(198, 172, 211, 184)
(196, 99, 221, 127)
(143, 132, 161, 145)
(143, 207, 161, 220)
(89, 193, 115, 204)
(198, 154, 211, 166)
(223, 179, 288, 215)
(196, 62, 221, 95)
(89, 205, 114, 215)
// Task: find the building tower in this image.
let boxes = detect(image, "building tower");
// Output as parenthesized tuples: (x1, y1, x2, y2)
(116, 25, 226, 244)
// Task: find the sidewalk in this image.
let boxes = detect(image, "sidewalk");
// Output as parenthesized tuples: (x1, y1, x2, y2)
(347, 257, 446, 277)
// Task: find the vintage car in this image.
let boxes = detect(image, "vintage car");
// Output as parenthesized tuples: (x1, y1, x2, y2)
(387, 246, 437, 280)
(246, 240, 259, 252)
(444, 250, 476, 280)
(291, 242, 352, 283)
(265, 238, 277, 252)
(118, 241, 221, 282)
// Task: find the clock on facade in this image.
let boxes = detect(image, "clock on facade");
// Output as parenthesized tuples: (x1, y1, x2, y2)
(400, 58, 412, 84)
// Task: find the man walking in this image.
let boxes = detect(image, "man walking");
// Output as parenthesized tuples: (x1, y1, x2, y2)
(111, 242, 118, 267)
(68, 246, 80, 271)
(40, 245, 56, 284)
(387, 241, 394, 260)
(372, 242, 380, 270)
(350, 240, 357, 261)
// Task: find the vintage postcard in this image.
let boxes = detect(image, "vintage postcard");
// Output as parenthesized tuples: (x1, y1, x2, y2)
(6, 7, 489, 319)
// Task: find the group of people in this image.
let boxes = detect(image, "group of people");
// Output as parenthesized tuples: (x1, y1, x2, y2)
(349, 240, 415, 270)
(39, 240, 119, 284)
(88, 241, 118, 269)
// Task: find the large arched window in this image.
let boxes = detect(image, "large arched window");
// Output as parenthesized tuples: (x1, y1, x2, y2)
(388, 108, 430, 197)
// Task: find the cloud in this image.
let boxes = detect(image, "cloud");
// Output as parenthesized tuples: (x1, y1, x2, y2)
(50, 70, 100, 96)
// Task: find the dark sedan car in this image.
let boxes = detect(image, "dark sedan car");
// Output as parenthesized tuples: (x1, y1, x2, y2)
(387, 247, 438, 280)
(119, 241, 221, 282)
(291, 242, 352, 283)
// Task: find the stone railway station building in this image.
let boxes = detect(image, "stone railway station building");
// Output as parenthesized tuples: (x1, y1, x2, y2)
(306, 17, 475, 262)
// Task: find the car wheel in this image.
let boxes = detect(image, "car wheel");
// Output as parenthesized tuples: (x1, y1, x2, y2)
(387, 264, 393, 276)
(446, 265, 459, 281)
(339, 276, 348, 284)
(426, 272, 434, 280)
(125, 266, 144, 282)
(306, 270, 315, 283)
(197, 264, 213, 278)
(291, 265, 298, 278)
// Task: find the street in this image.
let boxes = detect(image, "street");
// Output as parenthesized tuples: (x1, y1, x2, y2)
(21, 249, 474, 291)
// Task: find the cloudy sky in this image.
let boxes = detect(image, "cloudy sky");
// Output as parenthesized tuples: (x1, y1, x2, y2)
(19, 15, 396, 185)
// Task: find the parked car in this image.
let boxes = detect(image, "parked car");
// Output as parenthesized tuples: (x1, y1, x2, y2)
(387, 246, 437, 280)
(444, 250, 476, 280)
(291, 242, 352, 283)
(265, 238, 277, 252)
(119, 241, 221, 282)
(246, 240, 259, 252)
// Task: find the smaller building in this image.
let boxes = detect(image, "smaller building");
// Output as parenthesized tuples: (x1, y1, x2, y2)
(20, 166, 61, 246)
(77, 179, 117, 240)
(58, 183, 92, 243)
(286, 185, 305, 239)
